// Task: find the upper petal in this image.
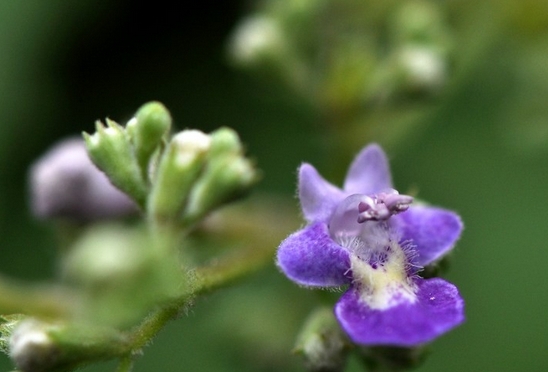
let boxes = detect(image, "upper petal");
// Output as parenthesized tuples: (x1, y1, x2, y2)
(393, 206, 463, 267)
(299, 163, 345, 223)
(277, 222, 351, 287)
(335, 278, 464, 346)
(343, 144, 393, 195)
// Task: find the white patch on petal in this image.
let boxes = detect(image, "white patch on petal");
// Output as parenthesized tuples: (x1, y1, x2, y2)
(337, 224, 417, 310)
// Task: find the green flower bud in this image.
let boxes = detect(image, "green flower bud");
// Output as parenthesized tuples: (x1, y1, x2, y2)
(148, 129, 212, 223)
(209, 127, 242, 157)
(83, 119, 147, 208)
(294, 307, 349, 372)
(183, 129, 258, 225)
(396, 45, 446, 94)
(61, 225, 183, 328)
(385, 1, 451, 96)
(126, 101, 172, 177)
(227, 14, 308, 89)
(9, 319, 58, 372)
(7, 318, 129, 372)
(228, 15, 285, 67)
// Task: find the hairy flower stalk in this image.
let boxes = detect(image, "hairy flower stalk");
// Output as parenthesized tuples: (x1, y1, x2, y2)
(277, 144, 464, 347)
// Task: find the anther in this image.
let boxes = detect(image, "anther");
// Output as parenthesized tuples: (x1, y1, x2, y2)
(357, 190, 413, 223)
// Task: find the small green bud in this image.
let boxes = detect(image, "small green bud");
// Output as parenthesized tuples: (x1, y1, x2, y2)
(63, 226, 144, 285)
(209, 127, 242, 157)
(148, 129, 212, 222)
(228, 15, 285, 67)
(62, 225, 183, 327)
(8, 318, 129, 372)
(386, 1, 451, 96)
(294, 307, 349, 372)
(83, 119, 147, 207)
(126, 101, 172, 177)
(396, 45, 446, 94)
(183, 129, 258, 225)
(9, 319, 58, 372)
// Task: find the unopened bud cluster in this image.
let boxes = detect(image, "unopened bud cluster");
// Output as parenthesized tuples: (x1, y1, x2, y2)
(387, 1, 452, 95)
(83, 101, 171, 208)
(150, 127, 257, 226)
(82, 101, 257, 226)
(181, 128, 257, 225)
(13, 102, 259, 372)
(228, 0, 454, 107)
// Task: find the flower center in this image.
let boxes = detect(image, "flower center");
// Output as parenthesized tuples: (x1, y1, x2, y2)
(346, 232, 417, 310)
(329, 191, 416, 310)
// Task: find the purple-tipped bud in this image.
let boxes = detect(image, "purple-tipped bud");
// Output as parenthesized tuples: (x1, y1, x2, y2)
(29, 137, 138, 221)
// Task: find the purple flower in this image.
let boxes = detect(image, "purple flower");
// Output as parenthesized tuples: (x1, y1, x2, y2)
(277, 144, 464, 346)
(29, 137, 138, 221)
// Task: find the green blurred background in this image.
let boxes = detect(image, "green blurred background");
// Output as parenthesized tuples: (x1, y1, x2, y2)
(1, 0, 548, 371)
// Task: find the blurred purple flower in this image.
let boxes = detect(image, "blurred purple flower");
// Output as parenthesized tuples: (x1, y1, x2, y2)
(29, 137, 138, 221)
(277, 144, 464, 346)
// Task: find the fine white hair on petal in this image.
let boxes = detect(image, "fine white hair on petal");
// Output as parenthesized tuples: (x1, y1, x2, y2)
(334, 221, 418, 310)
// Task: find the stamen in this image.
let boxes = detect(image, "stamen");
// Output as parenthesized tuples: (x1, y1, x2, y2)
(357, 189, 413, 223)
(330, 199, 419, 309)
(380, 192, 413, 212)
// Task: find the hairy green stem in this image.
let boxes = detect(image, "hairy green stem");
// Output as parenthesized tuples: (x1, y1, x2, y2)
(1, 197, 300, 372)
(126, 238, 275, 352)
(115, 355, 134, 372)
(123, 196, 299, 356)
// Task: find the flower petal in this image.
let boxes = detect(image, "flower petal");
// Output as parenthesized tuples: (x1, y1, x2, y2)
(335, 278, 464, 346)
(343, 144, 393, 195)
(277, 222, 351, 287)
(30, 137, 138, 221)
(393, 206, 463, 266)
(299, 163, 345, 223)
